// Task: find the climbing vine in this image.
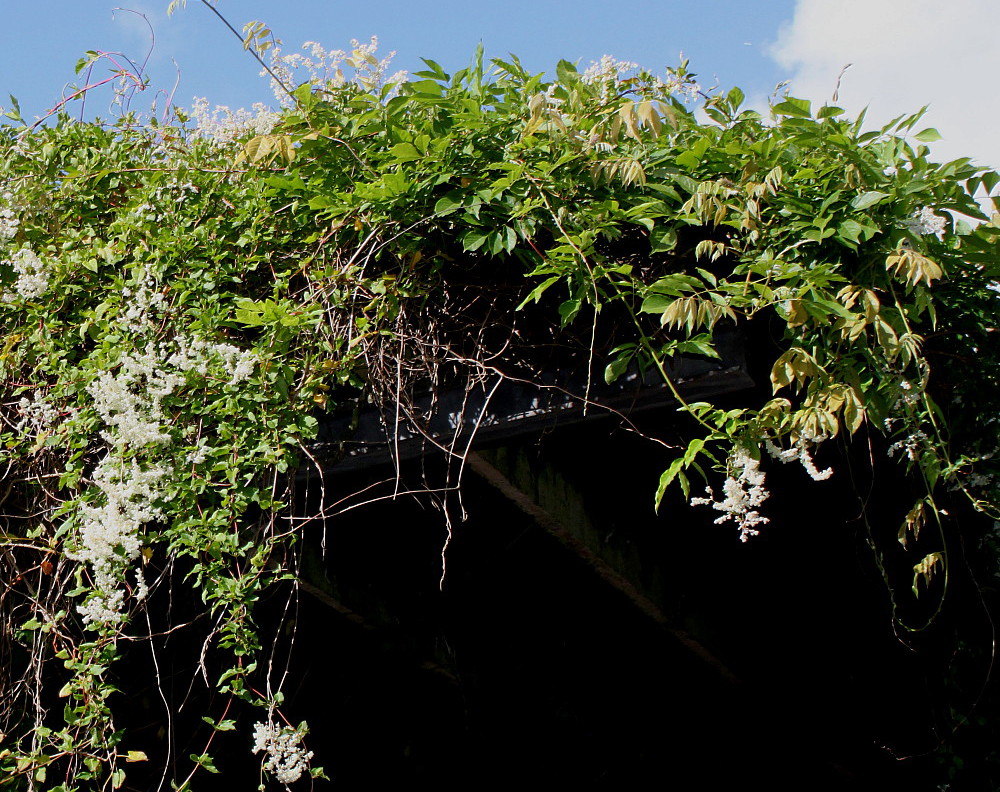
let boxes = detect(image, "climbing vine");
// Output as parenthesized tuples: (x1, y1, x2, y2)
(1, 4, 999, 788)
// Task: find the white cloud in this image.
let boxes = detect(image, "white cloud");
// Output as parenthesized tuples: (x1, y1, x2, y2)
(770, 0, 1000, 170)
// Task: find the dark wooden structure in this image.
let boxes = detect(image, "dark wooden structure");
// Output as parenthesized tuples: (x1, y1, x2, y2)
(269, 328, 943, 790)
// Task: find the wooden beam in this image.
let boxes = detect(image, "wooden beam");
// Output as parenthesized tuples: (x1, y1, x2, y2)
(466, 451, 739, 684)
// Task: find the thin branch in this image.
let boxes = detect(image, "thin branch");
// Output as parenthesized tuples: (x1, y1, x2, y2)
(197, 0, 295, 101)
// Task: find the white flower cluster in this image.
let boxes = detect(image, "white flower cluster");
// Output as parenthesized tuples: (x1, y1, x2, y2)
(89, 336, 259, 449)
(265, 36, 406, 107)
(132, 180, 198, 223)
(71, 324, 258, 625)
(72, 342, 176, 624)
(218, 343, 258, 384)
(764, 437, 833, 481)
(188, 97, 281, 145)
(905, 206, 947, 238)
(691, 447, 770, 542)
(580, 55, 701, 102)
(3, 248, 50, 301)
(252, 721, 314, 784)
(88, 348, 179, 448)
(662, 71, 701, 102)
(187, 438, 210, 465)
(0, 191, 20, 241)
(888, 430, 929, 461)
(966, 471, 993, 490)
(896, 378, 921, 406)
(15, 391, 59, 436)
(69, 455, 171, 625)
(582, 55, 640, 86)
(121, 275, 168, 333)
(167, 337, 259, 385)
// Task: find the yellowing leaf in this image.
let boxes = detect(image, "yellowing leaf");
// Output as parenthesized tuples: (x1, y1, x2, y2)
(912, 551, 944, 597)
(694, 239, 726, 262)
(636, 99, 662, 137)
(784, 299, 809, 328)
(874, 316, 899, 357)
(770, 347, 823, 393)
(898, 501, 926, 548)
(886, 248, 944, 287)
(237, 135, 296, 166)
(842, 388, 865, 434)
(619, 102, 641, 141)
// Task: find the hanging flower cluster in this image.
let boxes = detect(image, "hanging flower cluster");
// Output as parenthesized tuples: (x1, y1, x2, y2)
(2, 247, 50, 301)
(905, 206, 947, 238)
(0, 190, 20, 240)
(252, 721, 315, 784)
(764, 437, 834, 481)
(690, 448, 771, 542)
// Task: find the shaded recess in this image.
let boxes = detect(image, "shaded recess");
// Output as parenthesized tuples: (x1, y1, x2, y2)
(263, 325, 942, 790)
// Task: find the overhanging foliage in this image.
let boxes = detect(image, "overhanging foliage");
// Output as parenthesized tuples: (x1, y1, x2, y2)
(1, 21, 999, 788)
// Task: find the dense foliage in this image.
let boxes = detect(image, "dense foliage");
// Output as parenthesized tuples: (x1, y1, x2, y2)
(1, 11, 999, 788)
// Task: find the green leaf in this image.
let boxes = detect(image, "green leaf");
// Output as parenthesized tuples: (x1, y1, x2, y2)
(462, 230, 489, 252)
(772, 97, 812, 118)
(703, 106, 728, 126)
(190, 753, 219, 774)
(433, 193, 464, 216)
(650, 226, 677, 252)
(408, 79, 444, 97)
(655, 458, 685, 512)
(694, 268, 718, 287)
(604, 356, 630, 384)
(558, 298, 582, 324)
(655, 438, 706, 512)
(851, 191, 890, 211)
(555, 59, 579, 86)
(836, 218, 866, 245)
(639, 294, 673, 314)
(201, 717, 236, 732)
(675, 150, 702, 169)
(389, 142, 422, 162)
(914, 127, 942, 142)
(516, 276, 560, 309)
(981, 170, 1000, 194)
(414, 58, 449, 81)
(682, 437, 706, 466)
(502, 225, 518, 252)
(842, 389, 865, 434)
(75, 51, 100, 75)
(676, 337, 719, 359)
(677, 470, 691, 501)
(5, 94, 22, 123)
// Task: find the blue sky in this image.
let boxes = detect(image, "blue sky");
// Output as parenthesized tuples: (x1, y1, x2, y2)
(2, 1, 999, 169)
(0, 1, 793, 117)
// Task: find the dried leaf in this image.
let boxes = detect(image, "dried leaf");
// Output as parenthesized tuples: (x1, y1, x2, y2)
(898, 501, 926, 548)
(912, 551, 944, 596)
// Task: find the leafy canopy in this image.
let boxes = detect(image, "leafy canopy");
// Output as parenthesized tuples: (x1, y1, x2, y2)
(1, 18, 999, 789)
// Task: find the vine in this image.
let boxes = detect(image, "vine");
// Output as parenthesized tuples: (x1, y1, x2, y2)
(1, 5, 999, 788)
